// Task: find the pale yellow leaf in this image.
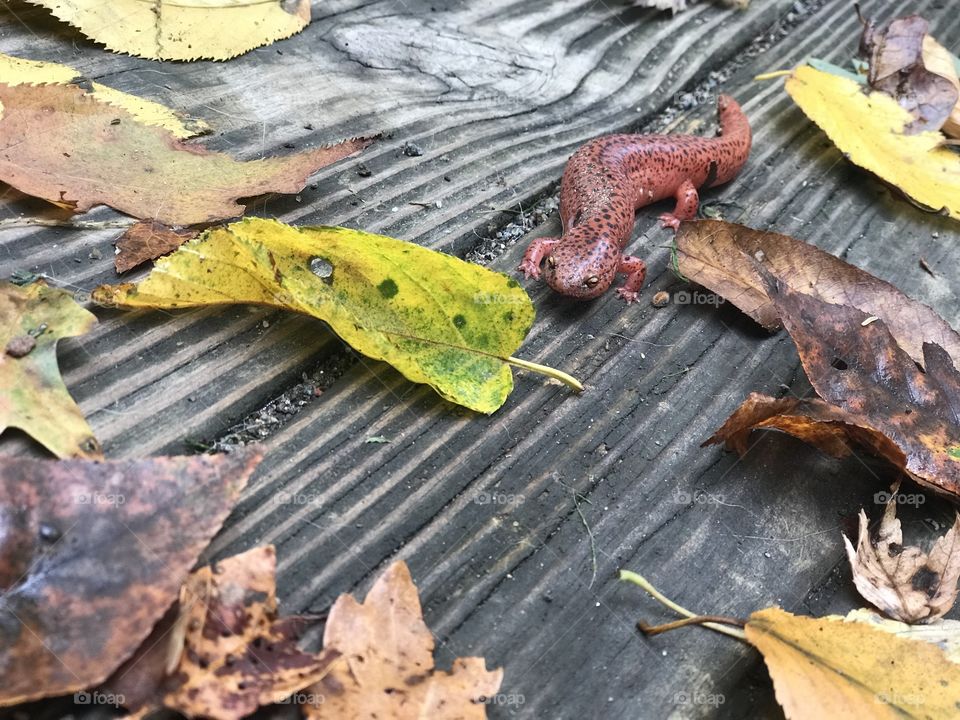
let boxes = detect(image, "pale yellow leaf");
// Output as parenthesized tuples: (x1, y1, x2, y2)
(23, 0, 311, 62)
(784, 64, 960, 220)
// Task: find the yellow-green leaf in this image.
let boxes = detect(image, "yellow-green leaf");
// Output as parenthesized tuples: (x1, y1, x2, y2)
(0, 281, 100, 458)
(93, 219, 541, 414)
(22, 0, 311, 62)
(746, 607, 960, 719)
(784, 64, 960, 220)
(0, 51, 208, 139)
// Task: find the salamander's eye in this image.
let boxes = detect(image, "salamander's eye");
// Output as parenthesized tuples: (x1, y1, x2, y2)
(546, 256, 557, 268)
(585, 276, 600, 287)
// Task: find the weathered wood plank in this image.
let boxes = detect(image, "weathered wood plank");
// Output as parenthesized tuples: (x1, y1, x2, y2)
(3, 0, 960, 718)
(1, 0, 792, 455)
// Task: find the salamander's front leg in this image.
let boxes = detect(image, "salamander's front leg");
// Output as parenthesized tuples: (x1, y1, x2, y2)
(518, 237, 559, 280)
(659, 179, 699, 230)
(615, 255, 647, 303)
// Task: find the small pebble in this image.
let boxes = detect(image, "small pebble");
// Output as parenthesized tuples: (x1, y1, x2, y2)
(356, 163, 373, 178)
(402, 141, 424, 157)
(88, 247, 102, 260)
(651, 291, 670, 308)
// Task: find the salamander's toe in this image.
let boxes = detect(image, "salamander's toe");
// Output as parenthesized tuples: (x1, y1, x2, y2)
(616, 287, 639, 304)
(658, 213, 682, 231)
(518, 260, 541, 280)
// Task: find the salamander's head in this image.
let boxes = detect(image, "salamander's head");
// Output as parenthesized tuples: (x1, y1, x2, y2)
(542, 233, 618, 300)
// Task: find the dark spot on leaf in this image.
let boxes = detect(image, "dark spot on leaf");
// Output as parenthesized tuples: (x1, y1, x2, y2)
(378, 279, 398, 299)
(38, 522, 60, 543)
(831, 357, 849, 371)
(911, 565, 941, 597)
(453, 314, 467, 329)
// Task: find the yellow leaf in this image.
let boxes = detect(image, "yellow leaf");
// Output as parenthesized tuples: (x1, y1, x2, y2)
(0, 52, 208, 139)
(784, 64, 960, 220)
(92, 219, 541, 414)
(0, 281, 100, 458)
(746, 607, 960, 719)
(22, 0, 311, 62)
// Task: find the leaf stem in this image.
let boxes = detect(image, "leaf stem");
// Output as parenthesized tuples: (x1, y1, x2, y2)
(638, 615, 745, 636)
(507, 356, 584, 392)
(619, 570, 747, 641)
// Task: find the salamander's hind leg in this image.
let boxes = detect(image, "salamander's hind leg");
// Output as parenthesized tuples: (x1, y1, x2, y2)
(518, 237, 559, 280)
(659, 179, 699, 230)
(615, 255, 647, 304)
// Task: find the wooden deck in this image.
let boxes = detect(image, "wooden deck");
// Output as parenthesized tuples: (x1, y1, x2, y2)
(3, 0, 960, 717)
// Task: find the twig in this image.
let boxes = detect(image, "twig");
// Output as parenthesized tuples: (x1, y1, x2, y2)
(619, 570, 747, 641)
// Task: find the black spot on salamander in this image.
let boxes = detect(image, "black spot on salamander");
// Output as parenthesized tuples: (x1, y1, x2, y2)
(377, 278, 398, 299)
(703, 160, 719, 189)
(453, 314, 467, 329)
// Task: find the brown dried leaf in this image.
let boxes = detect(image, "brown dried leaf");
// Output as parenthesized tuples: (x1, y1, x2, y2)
(707, 280, 960, 499)
(109, 546, 338, 720)
(843, 490, 960, 623)
(859, 13, 959, 133)
(0, 82, 374, 225)
(675, 219, 960, 366)
(307, 561, 503, 719)
(0, 448, 262, 706)
(114, 221, 200, 273)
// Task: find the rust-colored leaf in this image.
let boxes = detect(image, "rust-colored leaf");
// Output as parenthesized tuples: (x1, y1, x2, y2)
(675, 219, 960, 366)
(114, 221, 200, 273)
(108, 546, 338, 720)
(844, 488, 960, 623)
(0, 82, 374, 225)
(707, 281, 960, 499)
(0, 448, 262, 706)
(307, 561, 503, 719)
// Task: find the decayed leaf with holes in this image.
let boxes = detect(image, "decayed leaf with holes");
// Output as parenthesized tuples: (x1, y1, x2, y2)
(107, 546, 338, 720)
(0, 280, 100, 458)
(306, 561, 502, 719)
(115, 221, 200, 273)
(706, 281, 960, 499)
(922, 36, 960, 137)
(674, 219, 960, 365)
(745, 607, 960, 719)
(784, 64, 960, 219)
(0, 82, 373, 225)
(0, 51, 208, 139)
(843, 488, 960, 623)
(21, 0, 311, 61)
(92, 218, 538, 414)
(859, 13, 958, 134)
(0, 448, 262, 706)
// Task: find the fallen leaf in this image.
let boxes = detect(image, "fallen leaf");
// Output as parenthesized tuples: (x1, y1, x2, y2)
(307, 561, 502, 719)
(706, 281, 960, 499)
(922, 35, 960, 138)
(845, 608, 960, 663)
(674, 219, 960, 365)
(92, 218, 539, 414)
(0, 82, 374, 225)
(784, 64, 960, 220)
(0, 448, 262, 706)
(22, 0, 311, 61)
(0, 280, 100, 458)
(108, 546, 338, 720)
(746, 607, 960, 719)
(0, 51, 208, 139)
(859, 13, 958, 133)
(844, 488, 960, 623)
(115, 221, 200, 273)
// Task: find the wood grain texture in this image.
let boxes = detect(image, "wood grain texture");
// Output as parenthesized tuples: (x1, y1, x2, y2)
(3, 0, 960, 718)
